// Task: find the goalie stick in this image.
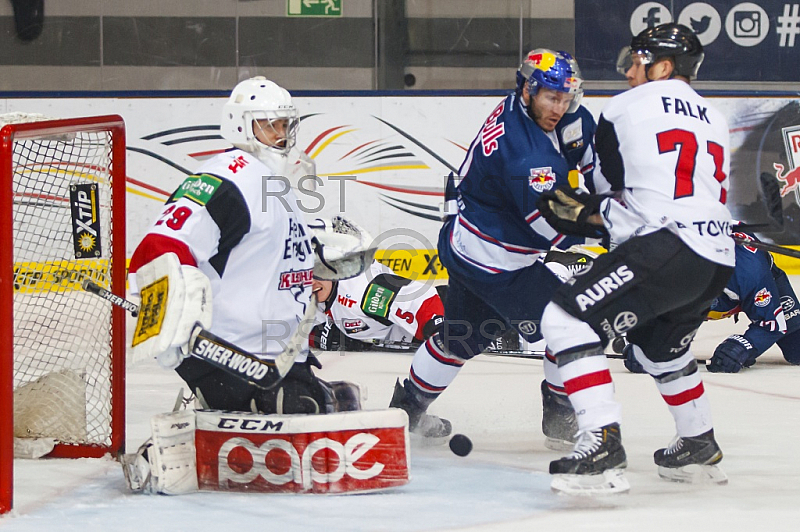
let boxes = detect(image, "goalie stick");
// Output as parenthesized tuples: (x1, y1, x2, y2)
(82, 279, 316, 390)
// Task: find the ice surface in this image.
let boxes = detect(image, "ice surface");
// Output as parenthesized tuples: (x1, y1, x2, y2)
(3, 309, 800, 531)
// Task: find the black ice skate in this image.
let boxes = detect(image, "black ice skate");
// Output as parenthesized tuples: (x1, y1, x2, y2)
(549, 423, 629, 494)
(654, 429, 727, 484)
(541, 380, 577, 451)
(389, 379, 452, 439)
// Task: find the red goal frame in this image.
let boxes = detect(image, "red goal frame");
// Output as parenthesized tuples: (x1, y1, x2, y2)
(0, 115, 127, 514)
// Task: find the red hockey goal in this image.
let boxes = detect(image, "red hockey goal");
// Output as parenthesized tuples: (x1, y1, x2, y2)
(0, 114, 127, 514)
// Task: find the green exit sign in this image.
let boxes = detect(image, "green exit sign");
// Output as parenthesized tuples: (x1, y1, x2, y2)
(287, 0, 342, 17)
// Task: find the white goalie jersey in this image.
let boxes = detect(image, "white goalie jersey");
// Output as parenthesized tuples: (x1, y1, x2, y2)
(318, 261, 444, 345)
(129, 148, 315, 361)
(592, 79, 735, 267)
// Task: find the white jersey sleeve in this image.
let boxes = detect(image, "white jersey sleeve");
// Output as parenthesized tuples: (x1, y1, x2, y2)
(594, 79, 735, 266)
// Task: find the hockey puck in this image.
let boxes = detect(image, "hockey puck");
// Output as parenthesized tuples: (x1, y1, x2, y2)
(449, 434, 472, 457)
(611, 336, 627, 354)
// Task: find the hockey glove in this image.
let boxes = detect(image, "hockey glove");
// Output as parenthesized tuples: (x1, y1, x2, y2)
(707, 335, 760, 373)
(536, 186, 608, 239)
(622, 343, 647, 374)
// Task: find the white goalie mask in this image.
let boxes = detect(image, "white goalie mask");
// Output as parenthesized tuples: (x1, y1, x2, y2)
(220, 76, 299, 172)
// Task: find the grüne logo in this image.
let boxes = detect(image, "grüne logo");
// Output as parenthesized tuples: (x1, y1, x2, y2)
(217, 433, 385, 490)
(575, 265, 635, 312)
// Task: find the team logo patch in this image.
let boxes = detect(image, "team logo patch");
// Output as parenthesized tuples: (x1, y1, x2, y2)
(529, 167, 556, 192)
(362, 284, 396, 319)
(754, 288, 772, 307)
(278, 269, 313, 290)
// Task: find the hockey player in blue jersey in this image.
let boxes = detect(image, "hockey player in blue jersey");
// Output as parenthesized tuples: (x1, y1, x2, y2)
(706, 232, 800, 371)
(389, 49, 597, 446)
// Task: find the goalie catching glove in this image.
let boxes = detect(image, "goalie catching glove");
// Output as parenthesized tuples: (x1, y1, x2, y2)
(536, 186, 608, 239)
(308, 216, 378, 281)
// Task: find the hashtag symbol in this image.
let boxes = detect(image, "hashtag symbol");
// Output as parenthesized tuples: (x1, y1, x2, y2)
(777, 4, 800, 47)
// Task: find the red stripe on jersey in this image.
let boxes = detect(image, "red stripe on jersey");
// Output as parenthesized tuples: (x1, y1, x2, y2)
(563, 370, 612, 395)
(425, 338, 464, 367)
(662, 382, 705, 406)
(129, 234, 198, 274)
(409, 367, 447, 393)
(413, 295, 445, 340)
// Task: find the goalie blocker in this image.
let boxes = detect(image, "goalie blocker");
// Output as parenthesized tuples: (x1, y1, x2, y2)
(122, 408, 410, 495)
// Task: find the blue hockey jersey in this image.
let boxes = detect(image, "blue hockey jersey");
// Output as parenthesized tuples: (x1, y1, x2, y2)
(708, 234, 800, 354)
(440, 94, 593, 279)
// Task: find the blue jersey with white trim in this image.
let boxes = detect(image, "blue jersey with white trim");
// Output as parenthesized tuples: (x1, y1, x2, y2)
(441, 93, 583, 277)
(708, 238, 799, 354)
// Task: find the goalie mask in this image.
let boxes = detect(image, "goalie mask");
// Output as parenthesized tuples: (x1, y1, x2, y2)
(221, 77, 299, 172)
(516, 49, 583, 114)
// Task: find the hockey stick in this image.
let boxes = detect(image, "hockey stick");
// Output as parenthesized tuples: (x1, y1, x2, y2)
(731, 236, 800, 260)
(363, 338, 627, 360)
(82, 279, 315, 389)
(732, 172, 800, 258)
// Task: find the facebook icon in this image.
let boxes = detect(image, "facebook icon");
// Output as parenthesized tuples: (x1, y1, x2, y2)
(644, 7, 662, 27)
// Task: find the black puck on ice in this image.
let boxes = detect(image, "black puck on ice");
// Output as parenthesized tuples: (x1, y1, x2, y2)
(449, 433, 472, 457)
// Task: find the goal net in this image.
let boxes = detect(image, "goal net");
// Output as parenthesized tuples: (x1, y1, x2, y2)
(0, 113, 127, 514)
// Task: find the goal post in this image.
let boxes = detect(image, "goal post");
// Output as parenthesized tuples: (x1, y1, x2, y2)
(0, 115, 127, 514)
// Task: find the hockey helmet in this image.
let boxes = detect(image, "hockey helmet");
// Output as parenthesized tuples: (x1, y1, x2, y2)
(517, 49, 583, 113)
(617, 23, 704, 80)
(220, 77, 299, 160)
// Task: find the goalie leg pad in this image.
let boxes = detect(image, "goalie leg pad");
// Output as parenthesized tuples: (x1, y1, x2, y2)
(195, 409, 409, 494)
(148, 410, 199, 495)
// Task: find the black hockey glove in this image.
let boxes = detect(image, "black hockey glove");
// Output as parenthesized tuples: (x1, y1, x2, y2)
(707, 335, 760, 373)
(536, 186, 608, 239)
(622, 343, 646, 374)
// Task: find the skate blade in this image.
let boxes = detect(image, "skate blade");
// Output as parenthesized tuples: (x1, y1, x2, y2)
(551, 469, 630, 495)
(544, 437, 575, 452)
(657, 464, 728, 485)
(409, 432, 449, 447)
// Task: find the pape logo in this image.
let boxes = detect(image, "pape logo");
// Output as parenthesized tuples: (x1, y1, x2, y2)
(196, 425, 409, 494)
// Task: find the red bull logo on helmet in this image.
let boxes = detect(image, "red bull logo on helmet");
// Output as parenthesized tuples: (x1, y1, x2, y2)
(754, 287, 772, 307)
(529, 167, 556, 192)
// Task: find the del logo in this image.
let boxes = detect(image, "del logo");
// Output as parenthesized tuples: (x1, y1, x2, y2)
(337, 294, 357, 308)
(529, 167, 556, 192)
(279, 269, 313, 290)
(481, 101, 506, 156)
(754, 288, 772, 307)
(344, 319, 369, 334)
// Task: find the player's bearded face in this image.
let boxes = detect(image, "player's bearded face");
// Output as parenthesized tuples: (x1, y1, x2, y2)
(530, 88, 573, 132)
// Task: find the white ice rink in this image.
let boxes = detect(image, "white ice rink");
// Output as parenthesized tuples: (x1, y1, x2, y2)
(3, 309, 800, 532)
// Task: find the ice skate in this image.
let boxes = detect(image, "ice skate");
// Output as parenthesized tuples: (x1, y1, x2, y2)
(119, 439, 153, 493)
(389, 379, 452, 439)
(549, 423, 629, 495)
(654, 430, 727, 485)
(541, 380, 577, 451)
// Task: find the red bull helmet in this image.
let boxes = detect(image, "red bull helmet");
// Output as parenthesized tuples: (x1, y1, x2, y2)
(516, 49, 583, 113)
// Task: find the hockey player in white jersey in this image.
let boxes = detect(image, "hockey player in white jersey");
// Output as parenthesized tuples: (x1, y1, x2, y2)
(309, 260, 445, 351)
(128, 77, 332, 415)
(537, 24, 734, 493)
